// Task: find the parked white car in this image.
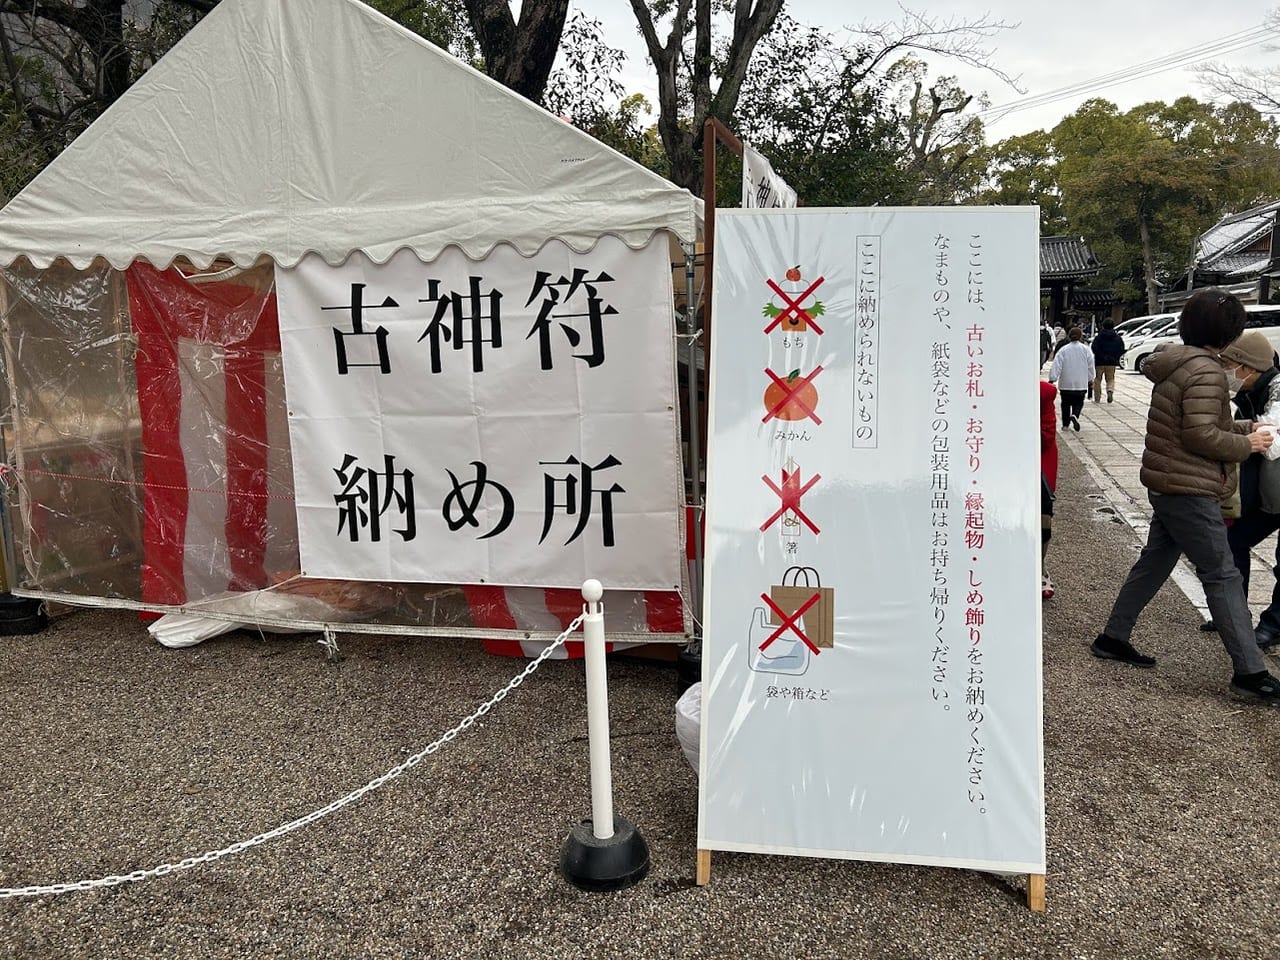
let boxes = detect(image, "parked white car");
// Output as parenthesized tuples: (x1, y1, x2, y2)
(1121, 304, 1280, 374)
(1121, 313, 1180, 348)
(1114, 313, 1175, 339)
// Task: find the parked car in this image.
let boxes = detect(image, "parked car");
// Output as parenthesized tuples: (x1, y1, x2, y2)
(1114, 315, 1158, 337)
(1121, 305, 1280, 374)
(1114, 312, 1177, 335)
(1122, 313, 1180, 346)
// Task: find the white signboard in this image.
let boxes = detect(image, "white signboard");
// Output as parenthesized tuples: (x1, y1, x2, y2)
(276, 239, 682, 589)
(742, 143, 798, 209)
(699, 208, 1045, 873)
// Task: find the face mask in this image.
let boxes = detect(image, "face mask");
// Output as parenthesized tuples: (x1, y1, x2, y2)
(1226, 367, 1245, 392)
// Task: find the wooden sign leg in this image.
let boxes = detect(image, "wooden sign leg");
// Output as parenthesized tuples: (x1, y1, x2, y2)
(1027, 873, 1046, 912)
(696, 849, 712, 886)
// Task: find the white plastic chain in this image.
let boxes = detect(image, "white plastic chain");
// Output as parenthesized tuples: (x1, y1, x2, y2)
(0, 614, 584, 900)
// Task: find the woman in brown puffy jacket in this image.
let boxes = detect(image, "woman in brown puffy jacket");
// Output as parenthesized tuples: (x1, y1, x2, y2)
(1091, 290, 1280, 707)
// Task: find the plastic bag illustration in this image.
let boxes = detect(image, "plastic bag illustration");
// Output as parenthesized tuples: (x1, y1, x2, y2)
(747, 605, 810, 676)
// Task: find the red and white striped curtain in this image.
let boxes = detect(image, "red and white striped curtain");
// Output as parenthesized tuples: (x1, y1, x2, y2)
(122, 263, 693, 653)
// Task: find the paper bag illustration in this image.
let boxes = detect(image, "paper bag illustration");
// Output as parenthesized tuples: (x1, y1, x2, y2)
(769, 566, 834, 650)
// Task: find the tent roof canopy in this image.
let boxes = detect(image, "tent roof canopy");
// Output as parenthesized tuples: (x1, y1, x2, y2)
(0, 0, 700, 271)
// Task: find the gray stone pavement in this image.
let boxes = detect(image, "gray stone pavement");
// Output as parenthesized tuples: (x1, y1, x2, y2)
(1048, 363, 1279, 623)
(2, 373, 1278, 957)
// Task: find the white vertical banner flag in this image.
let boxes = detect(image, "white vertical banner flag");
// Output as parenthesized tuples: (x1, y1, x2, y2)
(742, 143, 798, 209)
(275, 238, 682, 589)
(699, 208, 1045, 873)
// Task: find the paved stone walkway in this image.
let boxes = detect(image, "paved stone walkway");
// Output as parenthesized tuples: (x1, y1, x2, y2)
(1048, 362, 1279, 623)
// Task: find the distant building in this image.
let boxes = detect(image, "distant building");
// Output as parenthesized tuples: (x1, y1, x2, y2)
(1162, 200, 1280, 308)
(1039, 235, 1103, 327)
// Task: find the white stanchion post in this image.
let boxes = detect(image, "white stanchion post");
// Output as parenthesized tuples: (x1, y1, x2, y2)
(581, 579, 615, 840)
(560, 579, 650, 892)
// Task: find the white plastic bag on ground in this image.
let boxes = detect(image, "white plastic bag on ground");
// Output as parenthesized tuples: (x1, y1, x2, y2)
(675, 681, 701, 774)
(147, 611, 254, 648)
(148, 580, 393, 648)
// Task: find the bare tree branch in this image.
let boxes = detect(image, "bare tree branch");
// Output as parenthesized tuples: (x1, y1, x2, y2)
(852, 6, 1025, 94)
(1197, 61, 1280, 114)
(1195, 7, 1280, 111)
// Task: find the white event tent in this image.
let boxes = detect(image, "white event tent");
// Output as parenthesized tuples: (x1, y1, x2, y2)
(0, 0, 702, 648)
(0, 0, 699, 268)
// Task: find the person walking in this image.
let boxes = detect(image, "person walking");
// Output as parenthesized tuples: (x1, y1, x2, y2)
(1090, 290, 1280, 708)
(1040, 379, 1059, 599)
(1040, 322, 1054, 367)
(1048, 326, 1094, 431)
(1051, 323, 1067, 358)
(1090, 318, 1126, 403)
(1216, 330, 1280, 650)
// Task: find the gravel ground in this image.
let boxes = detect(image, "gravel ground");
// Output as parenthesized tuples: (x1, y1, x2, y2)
(1, 443, 1278, 960)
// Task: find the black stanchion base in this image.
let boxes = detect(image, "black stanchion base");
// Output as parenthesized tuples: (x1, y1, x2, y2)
(0, 593, 46, 636)
(560, 815, 650, 892)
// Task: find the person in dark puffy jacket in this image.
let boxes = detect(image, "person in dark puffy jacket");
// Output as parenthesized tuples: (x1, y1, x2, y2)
(1090, 318, 1126, 403)
(1091, 289, 1280, 708)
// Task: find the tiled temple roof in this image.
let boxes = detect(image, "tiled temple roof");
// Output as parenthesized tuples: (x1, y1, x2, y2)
(1040, 235, 1101, 280)
(1197, 200, 1279, 275)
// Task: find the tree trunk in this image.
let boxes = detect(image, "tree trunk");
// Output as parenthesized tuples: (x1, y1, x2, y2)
(1138, 213, 1160, 314)
(462, 0, 569, 104)
(692, 0, 711, 125)
(628, 0, 784, 194)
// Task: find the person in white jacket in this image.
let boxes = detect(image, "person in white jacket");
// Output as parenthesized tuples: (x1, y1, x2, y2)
(1049, 326, 1096, 431)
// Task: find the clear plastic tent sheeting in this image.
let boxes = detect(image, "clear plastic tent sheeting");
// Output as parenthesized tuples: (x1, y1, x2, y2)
(0, 258, 692, 647)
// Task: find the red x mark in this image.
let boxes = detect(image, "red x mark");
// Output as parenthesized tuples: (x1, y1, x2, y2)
(762, 366, 823, 424)
(760, 467, 821, 533)
(759, 591, 822, 655)
(764, 276, 825, 334)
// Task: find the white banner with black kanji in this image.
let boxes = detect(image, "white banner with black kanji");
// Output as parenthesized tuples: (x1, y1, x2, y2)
(742, 143, 797, 209)
(276, 238, 682, 589)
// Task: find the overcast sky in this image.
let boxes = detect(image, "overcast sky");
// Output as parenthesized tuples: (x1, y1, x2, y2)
(571, 0, 1278, 139)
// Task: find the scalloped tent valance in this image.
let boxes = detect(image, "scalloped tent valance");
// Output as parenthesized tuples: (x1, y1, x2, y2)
(0, 0, 700, 271)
